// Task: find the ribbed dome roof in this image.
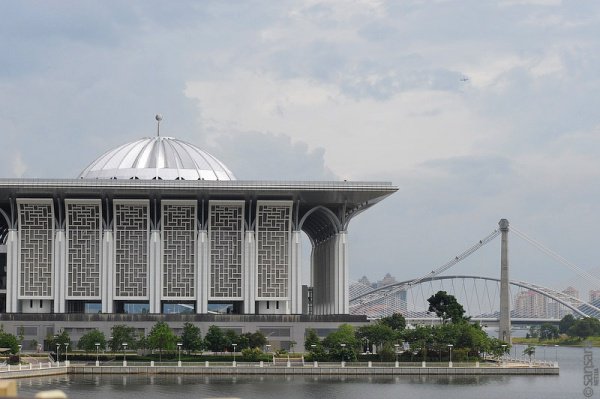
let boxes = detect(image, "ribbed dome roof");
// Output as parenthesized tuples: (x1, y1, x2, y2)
(79, 136, 236, 180)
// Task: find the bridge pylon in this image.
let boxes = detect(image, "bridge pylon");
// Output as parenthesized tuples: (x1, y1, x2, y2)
(499, 219, 511, 343)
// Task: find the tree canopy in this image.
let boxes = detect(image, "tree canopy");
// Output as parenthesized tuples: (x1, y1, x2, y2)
(427, 291, 468, 323)
(109, 325, 138, 352)
(180, 322, 203, 352)
(77, 329, 106, 352)
(147, 321, 178, 360)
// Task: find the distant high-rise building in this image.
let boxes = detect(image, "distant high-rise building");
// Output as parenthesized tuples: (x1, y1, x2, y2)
(563, 286, 580, 299)
(589, 290, 600, 303)
(377, 273, 397, 287)
(514, 290, 547, 318)
(358, 276, 372, 287)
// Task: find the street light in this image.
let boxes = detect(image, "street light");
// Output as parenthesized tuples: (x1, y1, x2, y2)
(17, 344, 22, 364)
(122, 343, 128, 366)
(232, 343, 237, 365)
(95, 342, 100, 366)
(554, 344, 559, 364)
(177, 342, 182, 367)
(394, 343, 400, 366)
(448, 344, 454, 367)
(56, 343, 60, 366)
(364, 337, 369, 354)
(64, 343, 69, 364)
(340, 343, 346, 366)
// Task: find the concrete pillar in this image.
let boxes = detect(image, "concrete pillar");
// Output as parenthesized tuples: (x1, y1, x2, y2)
(243, 231, 256, 314)
(334, 232, 349, 314)
(102, 230, 114, 313)
(499, 219, 511, 343)
(6, 229, 18, 313)
(290, 231, 302, 314)
(54, 229, 66, 313)
(149, 230, 161, 314)
(197, 230, 208, 314)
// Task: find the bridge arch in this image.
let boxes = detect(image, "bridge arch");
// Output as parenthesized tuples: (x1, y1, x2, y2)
(350, 274, 600, 318)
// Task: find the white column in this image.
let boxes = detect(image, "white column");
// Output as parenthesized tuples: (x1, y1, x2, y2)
(6, 229, 18, 313)
(149, 230, 161, 314)
(243, 230, 256, 314)
(54, 229, 66, 313)
(196, 230, 208, 314)
(290, 231, 302, 314)
(102, 230, 114, 313)
(334, 232, 349, 314)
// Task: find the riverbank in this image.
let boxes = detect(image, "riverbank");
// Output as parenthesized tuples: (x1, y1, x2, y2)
(513, 337, 600, 347)
(0, 362, 559, 379)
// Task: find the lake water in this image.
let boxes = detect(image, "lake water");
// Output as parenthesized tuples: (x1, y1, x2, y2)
(15, 345, 589, 399)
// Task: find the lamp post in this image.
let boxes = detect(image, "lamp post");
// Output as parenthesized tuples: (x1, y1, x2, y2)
(364, 338, 369, 354)
(340, 343, 346, 367)
(56, 343, 60, 367)
(177, 342, 182, 367)
(501, 344, 507, 367)
(394, 343, 400, 367)
(95, 343, 100, 366)
(64, 343, 69, 366)
(266, 344, 272, 364)
(554, 344, 559, 365)
(448, 344, 454, 368)
(232, 343, 237, 367)
(122, 343, 128, 367)
(17, 344, 22, 368)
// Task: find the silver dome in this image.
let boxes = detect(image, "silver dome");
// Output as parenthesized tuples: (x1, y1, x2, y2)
(79, 136, 236, 180)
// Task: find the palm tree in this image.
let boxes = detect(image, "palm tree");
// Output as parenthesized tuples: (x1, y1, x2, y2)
(523, 345, 536, 362)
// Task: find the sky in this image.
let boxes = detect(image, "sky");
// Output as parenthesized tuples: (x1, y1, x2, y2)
(1, 0, 600, 296)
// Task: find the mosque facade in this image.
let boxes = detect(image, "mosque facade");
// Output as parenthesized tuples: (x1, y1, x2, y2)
(0, 124, 396, 349)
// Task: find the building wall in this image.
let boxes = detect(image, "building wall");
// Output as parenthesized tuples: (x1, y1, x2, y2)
(4, 198, 349, 316)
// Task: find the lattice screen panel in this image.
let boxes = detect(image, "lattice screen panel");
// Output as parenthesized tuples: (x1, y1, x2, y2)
(209, 203, 243, 299)
(114, 202, 148, 298)
(66, 201, 101, 298)
(162, 203, 196, 298)
(18, 201, 54, 298)
(256, 203, 291, 298)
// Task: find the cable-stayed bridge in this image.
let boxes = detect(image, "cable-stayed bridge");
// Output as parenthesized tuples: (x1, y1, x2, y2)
(349, 220, 600, 336)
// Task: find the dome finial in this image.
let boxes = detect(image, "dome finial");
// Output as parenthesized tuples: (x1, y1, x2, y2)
(155, 114, 163, 137)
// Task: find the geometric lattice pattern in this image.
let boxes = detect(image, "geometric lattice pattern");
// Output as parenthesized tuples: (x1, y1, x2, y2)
(114, 201, 148, 298)
(209, 202, 244, 299)
(66, 201, 101, 298)
(256, 203, 291, 298)
(162, 202, 196, 298)
(18, 201, 54, 298)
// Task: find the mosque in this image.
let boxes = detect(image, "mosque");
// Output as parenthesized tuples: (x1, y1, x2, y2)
(0, 116, 396, 349)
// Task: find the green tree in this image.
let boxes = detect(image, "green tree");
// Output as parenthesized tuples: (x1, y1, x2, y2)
(559, 314, 576, 334)
(356, 323, 397, 351)
(181, 322, 203, 353)
(109, 325, 138, 352)
(204, 325, 227, 352)
(427, 291, 467, 324)
(249, 331, 267, 349)
(523, 345, 536, 362)
(380, 313, 406, 331)
(77, 330, 107, 352)
(539, 323, 559, 340)
(322, 324, 358, 361)
(224, 329, 238, 351)
(567, 318, 600, 339)
(304, 329, 321, 351)
(0, 327, 19, 354)
(47, 329, 71, 351)
(147, 321, 177, 361)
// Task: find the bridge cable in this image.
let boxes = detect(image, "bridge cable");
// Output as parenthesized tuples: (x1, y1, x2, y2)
(350, 228, 501, 306)
(511, 225, 600, 289)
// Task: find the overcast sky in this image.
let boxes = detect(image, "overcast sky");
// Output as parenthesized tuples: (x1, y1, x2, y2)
(2, 0, 600, 295)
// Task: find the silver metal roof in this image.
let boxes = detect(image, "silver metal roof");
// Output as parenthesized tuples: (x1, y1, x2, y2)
(78, 136, 236, 181)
